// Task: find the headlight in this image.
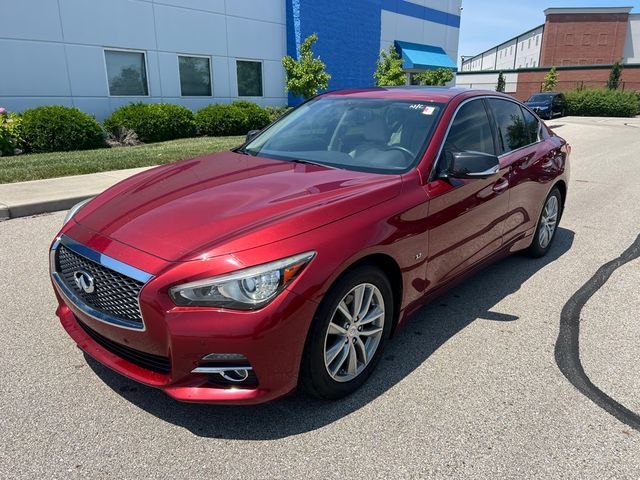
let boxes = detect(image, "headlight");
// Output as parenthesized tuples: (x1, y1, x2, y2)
(169, 251, 316, 310)
(63, 197, 93, 226)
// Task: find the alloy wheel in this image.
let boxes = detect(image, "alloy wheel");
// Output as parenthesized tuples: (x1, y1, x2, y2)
(323, 283, 385, 382)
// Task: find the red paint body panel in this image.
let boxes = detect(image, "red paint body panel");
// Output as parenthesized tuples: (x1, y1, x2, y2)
(50, 88, 570, 404)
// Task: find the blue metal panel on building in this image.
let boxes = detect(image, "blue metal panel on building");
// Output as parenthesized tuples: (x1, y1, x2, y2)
(285, 0, 460, 105)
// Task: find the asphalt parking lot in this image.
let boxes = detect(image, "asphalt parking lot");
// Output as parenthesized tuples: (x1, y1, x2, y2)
(1, 116, 639, 479)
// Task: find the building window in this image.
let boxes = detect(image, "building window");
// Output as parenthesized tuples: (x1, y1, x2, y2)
(582, 34, 591, 46)
(236, 60, 263, 97)
(565, 34, 574, 46)
(178, 55, 212, 96)
(528, 38, 531, 48)
(598, 34, 608, 45)
(104, 49, 148, 96)
(536, 35, 539, 46)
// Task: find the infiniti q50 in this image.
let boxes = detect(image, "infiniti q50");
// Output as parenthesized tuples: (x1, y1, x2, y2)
(50, 88, 569, 404)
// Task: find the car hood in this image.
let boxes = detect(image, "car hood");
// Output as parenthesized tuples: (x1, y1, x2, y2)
(74, 151, 402, 261)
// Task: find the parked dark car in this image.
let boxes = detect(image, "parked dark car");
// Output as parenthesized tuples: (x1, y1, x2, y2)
(524, 92, 567, 119)
(50, 88, 570, 404)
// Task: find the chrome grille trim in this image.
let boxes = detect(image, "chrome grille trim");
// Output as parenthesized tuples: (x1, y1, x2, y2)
(50, 235, 153, 331)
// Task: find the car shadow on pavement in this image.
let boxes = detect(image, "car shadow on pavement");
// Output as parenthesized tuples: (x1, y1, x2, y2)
(86, 227, 575, 440)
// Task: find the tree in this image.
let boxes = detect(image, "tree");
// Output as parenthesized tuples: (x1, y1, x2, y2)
(415, 68, 454, 86)
(282, 33, 331, 99)
(542, 66, 558, 92)
(607, 61, 623, 90)
(373, 45, 406, 86)
(496, 71, 506, 92)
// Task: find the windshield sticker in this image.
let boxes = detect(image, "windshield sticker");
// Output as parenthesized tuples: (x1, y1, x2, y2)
(422, 106, 436, 115)
(409, 104, 425, 110)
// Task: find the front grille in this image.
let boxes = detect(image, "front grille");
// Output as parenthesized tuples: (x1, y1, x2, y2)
(78, 319, 170, 374)
(55, 244, 144, 327)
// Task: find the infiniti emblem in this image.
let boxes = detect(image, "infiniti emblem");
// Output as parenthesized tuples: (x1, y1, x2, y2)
(73, 270, 95, 294)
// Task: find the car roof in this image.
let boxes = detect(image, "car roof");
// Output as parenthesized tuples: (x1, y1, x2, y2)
(321, 86, 508, 104)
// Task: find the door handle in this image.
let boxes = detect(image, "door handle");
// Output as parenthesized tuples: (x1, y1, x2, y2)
(492, 177, 509, 194)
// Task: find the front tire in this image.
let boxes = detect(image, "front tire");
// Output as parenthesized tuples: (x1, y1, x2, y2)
(527, 187, 562, 257)
(300, 265, 394, 400)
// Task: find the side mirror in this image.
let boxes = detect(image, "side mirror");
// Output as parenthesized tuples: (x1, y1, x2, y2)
(446, 151, 500, 179)
(245, 129, 261, 143)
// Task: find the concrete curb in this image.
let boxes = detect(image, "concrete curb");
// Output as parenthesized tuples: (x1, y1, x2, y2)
(0, 166, 152, 221)
(1, 195, 95, 220)
(0, 202, 9, 221)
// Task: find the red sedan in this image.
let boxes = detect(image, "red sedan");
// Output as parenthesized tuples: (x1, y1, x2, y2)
(50, 88, 569, 404)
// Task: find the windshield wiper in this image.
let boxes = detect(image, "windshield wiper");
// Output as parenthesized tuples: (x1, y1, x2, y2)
(287, 158, 337, 169)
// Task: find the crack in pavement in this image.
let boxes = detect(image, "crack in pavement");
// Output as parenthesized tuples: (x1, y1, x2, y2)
(555, 233, 640, 431)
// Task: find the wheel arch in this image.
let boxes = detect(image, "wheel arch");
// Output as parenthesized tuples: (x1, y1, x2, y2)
(552, 179, 567, 220)
(327, 253, 404, 336)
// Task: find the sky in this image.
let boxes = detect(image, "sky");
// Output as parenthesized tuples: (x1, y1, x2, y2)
(457, 0, 640, 62)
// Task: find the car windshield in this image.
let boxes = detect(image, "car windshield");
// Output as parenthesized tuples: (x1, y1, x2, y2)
(242, 97, 445, 174)
(527, 94, 554, 102)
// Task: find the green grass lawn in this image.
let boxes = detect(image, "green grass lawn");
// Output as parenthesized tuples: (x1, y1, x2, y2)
(0, 136, 244, 184)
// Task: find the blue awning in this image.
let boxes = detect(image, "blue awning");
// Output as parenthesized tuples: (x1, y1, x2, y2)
(394, 41, 457, 71)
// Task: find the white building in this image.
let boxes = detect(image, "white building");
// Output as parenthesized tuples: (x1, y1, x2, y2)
(0, 0, 462, 120)
(457, 7, 640, 97)
(460, 25, 544, 73)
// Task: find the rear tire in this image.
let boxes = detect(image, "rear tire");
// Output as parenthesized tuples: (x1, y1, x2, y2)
(527, 187, 562, 258)
(300, 265, 394, 400)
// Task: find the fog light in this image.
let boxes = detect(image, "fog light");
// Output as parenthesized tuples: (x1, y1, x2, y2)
(201, 353, 247, 361)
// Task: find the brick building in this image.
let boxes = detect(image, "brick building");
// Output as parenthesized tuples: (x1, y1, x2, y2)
(456, 7, 640, 100)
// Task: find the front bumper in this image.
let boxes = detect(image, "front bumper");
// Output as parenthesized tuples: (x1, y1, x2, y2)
(50, 233, 318, 405)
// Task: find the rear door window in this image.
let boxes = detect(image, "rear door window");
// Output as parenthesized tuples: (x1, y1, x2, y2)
(487, 99, 530, 153)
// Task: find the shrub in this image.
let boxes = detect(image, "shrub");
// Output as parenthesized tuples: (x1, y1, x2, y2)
(0, 108, 22, 156)
(20, 105, 104, 153)
(104, 103, 196, 143)
(196, 104, 245, 136)
(231, 100, 271, 131)
(265, 106, 291, 123)
(105, 127, 141, 148)
(195, 101, 271, 136)
(565, 88, 640, 117)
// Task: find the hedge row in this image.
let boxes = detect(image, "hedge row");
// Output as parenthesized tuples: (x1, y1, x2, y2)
(104, 103, 196, 143)
(1, 101, 288, 155)
(104, 101, 280, 142)
(564, 88, 640, 118)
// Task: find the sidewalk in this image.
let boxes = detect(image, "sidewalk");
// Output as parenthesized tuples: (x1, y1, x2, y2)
(0, 167, 152, 220)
